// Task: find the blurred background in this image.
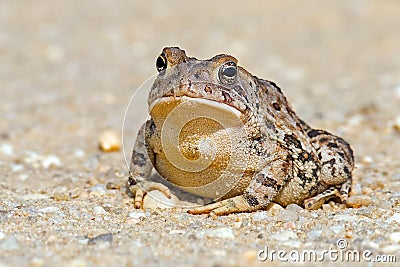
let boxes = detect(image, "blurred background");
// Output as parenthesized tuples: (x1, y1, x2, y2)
(0, 0, 399, 265)
(1, 0, 399, 154)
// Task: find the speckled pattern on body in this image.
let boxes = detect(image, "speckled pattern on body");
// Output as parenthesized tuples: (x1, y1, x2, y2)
(128, 47, 354, 215)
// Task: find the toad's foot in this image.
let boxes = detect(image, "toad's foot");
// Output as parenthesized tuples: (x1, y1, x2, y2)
(304, 178, 351, 210)
(188, 195, 255, 216)
(128, 181, 171, 209)
(304, 187, 341, 210)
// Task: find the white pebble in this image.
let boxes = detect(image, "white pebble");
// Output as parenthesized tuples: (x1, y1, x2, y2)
(361, 156, 373, 165)
(389, 232, 400, 243)
(0, 236, 21, 251)
(41, 155, 61, 169)
(90, 184, 107, 195)
(386, 213, 400, 224)
(0, 232, 5, 240)
(333, 214, 358, 222)
(12, 164, 24, 172)
(276, 209, 298, 222)
(202, 227, 235, 239)
(0, 143, 13, 155)
(93, 206, 107, 215)
(251, 211, 270, 222)
(21, 194, 49, 200)
(271, 230, 298, 241)
(128, 211, 146, 219)
(74, 149, 85, 158)
(39, 206, 60, 213)
(169, 230, 186, 235)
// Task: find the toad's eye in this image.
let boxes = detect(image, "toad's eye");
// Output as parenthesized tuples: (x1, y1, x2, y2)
(218, 61, 237, 84)
(156, 53, 168, 72)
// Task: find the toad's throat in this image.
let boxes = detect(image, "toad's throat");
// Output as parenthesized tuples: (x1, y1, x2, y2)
(147, 95, 255, 197)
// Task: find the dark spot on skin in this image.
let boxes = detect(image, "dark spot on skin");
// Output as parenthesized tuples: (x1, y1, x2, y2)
(204, 85, 212, 94)
(131, 151, 147, 167)
(262, 176, 278, 188)
(272, 102, 281, 111)
(298, 152, 310, 163)
(327, 142, 339, 149)
(318, 137, 329, 145)
(249, 81, 253, 88)
(128, 176, 137, 186)
(331, 166, 336, 176)
(221, 91, 233, 103)
(307, 129, 322, 138)
(344, 166, 350, 175)
(286, 106, 295, 116)
(268, 80, 282, 94)
(284, 134, 302, 150)
(318, 152, 322, 160)
(244, 194, 259, 206)
(338, 152, 345, 159)
(323, 158, 336, 166)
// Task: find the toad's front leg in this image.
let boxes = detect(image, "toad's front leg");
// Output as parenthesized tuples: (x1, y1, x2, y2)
(127, 122, 171, 209)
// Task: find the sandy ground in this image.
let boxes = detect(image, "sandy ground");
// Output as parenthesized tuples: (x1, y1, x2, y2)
(1, 1, 400, 266)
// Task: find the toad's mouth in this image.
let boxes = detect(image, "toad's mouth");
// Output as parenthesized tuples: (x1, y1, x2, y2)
(149, 95, 246, 123)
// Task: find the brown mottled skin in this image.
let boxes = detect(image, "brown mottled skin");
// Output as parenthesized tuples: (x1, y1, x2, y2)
(127, 47, 354, 216)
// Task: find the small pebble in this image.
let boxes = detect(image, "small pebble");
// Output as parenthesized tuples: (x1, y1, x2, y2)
(251, 211, 270, 222)
(276, 209, 298, 222)
(344, 228, 353, 238)
(74, 149, 85, 158)
(87, 233, 113, 246)
(270, 230, 298, 241)
(38, 207, 60, 213)
(286, 203, 303, 212)
(389, 232, 400, 243)
(0, 232, 5, 240)
(0, 143, 13, 155)
(12, 164, 24, 172)
(169, 230, 186, 235)
(361, 156, 373, 165)
(0, 236, 21, 251)
(392, 116, 400, 132)
(267, 203, 284, 216)
(41, 155, 61, 169)
(386, 213, 400, 224)
(106, 182, 120, 190)
(307, 226, 323, 241)
(89, 184, 107, 195)
(93, 206, 107, 215)
(329, 225, 344, 234)
(333, 214, 358, 222)
(21, 194, 49, 200)
(202, 227, 235, 239)
(128, 211, 146, 219)
(98, 130, 121, 152)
